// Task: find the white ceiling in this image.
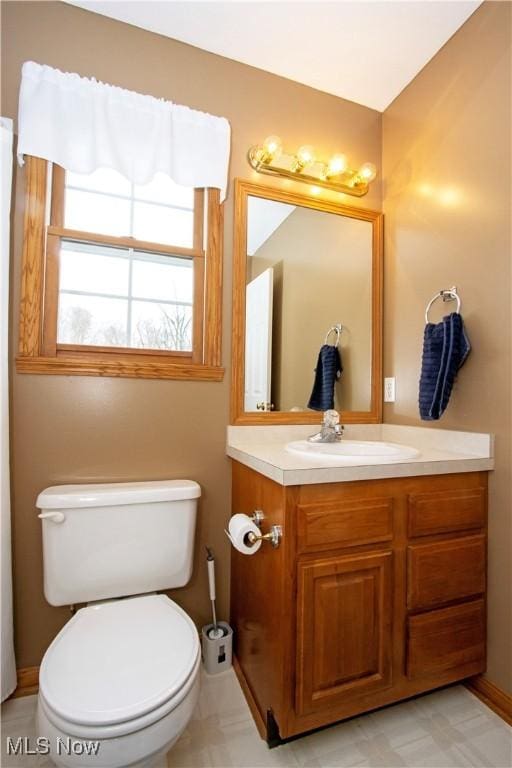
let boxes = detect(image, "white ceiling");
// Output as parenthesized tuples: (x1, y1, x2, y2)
(65, 1, 483, 112)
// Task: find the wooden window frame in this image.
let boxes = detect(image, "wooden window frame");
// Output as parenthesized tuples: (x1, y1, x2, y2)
(17, 157, 224, 381)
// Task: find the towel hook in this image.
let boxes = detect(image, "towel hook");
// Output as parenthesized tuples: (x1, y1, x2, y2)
(324, 323, 342, 346)
(424, 287, 461, 324)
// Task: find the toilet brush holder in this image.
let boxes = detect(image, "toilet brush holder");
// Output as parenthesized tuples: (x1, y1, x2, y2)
(201, 622, 233, 675)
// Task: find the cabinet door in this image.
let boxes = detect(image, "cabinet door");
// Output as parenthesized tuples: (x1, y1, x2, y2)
(296, 551, 393, 716)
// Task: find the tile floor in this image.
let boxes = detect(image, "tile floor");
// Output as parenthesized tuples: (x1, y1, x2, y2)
(1, 670, 511, 768)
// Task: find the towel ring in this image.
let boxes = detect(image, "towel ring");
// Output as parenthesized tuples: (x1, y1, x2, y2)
(424, 287, 461, 324)
(324, 324, 342, 346)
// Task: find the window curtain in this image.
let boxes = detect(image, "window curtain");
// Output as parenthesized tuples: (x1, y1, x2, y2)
(17, 61, 231, 200)
(1, 116, 16, 702)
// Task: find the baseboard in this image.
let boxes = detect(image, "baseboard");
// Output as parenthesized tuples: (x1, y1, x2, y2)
(10, 666, 39, 699)
(232, 656, 267, 740)
(465, 675, 512, 726)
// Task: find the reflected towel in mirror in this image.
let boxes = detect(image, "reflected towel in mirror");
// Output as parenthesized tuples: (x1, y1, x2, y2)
(307, 344, 343, 411)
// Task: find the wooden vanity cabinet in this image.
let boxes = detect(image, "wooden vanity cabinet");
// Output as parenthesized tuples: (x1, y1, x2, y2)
(230, 462, 488, 743)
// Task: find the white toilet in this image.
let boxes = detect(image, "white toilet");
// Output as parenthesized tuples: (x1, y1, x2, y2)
(35, 480, 202, 768)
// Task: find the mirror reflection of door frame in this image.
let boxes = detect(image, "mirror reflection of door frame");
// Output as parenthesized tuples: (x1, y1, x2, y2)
(244, 267, 273, 412)
(231, 179, 383, 425)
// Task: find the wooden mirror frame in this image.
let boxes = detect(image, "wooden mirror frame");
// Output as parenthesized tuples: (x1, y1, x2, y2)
(230, 179, 383, 425)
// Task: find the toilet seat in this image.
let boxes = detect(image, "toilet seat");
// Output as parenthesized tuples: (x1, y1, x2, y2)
(39, 594, 200, 738)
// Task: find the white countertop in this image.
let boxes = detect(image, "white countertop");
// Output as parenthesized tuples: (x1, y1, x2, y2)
(226, 424, 494, 486)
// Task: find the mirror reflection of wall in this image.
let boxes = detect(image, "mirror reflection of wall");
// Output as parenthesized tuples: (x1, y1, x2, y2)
(245, 196, 373, 413)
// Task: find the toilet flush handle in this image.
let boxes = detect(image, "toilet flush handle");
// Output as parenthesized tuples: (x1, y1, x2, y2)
(38, 511, 66, 524)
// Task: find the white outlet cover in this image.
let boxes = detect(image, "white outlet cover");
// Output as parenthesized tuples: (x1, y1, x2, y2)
(384, 377, 396, 403)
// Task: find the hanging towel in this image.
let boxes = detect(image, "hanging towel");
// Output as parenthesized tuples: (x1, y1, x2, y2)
(307, 344, 343, 411)
(419, 312, 471, 420)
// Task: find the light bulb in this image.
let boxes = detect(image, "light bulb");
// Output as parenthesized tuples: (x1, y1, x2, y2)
(261, 135, 282, 162)
(263, 136, 283, 157)
(296, 145, 316, 167)
(358, 162, 377, 182)
(327, 153, 348, 177)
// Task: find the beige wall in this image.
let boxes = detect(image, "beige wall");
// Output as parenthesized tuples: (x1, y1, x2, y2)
(4, 0, 510, 697)
(382, 1, 511, 692)
(251, 208, 373, 411)
(1, 1, 381, 667)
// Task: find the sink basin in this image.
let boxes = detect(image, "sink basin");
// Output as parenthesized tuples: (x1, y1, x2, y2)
(286, 440, 420, 463)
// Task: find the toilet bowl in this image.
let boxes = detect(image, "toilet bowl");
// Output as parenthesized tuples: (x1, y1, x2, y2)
(37, 594, 200, 768)
(36, 480, 202, 767)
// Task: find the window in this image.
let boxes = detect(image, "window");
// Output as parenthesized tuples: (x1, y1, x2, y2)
(49, 165, 202, 358)
(17, 157, 224, 380)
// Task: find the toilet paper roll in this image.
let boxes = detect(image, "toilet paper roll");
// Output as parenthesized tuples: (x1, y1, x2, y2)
(227, 513, 262, 555)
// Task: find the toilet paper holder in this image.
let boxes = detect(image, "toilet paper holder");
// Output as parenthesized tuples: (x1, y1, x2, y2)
(250, 510, 265, 526)
(226, 510, 283, 549)
(247, 510, 282, 548)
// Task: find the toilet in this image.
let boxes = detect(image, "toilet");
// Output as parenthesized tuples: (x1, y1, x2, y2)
(35, 480, 202, 768)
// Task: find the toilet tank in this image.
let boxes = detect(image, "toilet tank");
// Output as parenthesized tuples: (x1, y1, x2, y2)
(36, 480, 200, 606)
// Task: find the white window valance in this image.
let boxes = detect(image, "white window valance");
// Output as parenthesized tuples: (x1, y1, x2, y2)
(17, 61, 231, 200)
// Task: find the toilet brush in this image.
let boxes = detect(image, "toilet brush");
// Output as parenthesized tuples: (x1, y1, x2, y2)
(202, 547, 233, 674)
(206, 547, 224, 639)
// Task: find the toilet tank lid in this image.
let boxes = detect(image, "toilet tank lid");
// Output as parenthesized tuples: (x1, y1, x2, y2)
(36, 480, 201, 510)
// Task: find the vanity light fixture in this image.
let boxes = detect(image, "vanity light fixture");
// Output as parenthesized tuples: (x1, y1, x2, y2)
(248, 136, 377, 197)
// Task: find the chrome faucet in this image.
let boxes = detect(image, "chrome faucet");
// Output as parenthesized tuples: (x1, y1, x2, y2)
(308, 409, 344, 443)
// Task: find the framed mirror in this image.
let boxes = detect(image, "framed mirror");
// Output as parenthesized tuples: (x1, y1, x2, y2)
(231, 180, 383, 424)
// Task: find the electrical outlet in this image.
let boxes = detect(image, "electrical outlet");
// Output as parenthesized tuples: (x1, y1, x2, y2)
(384, 377, 396, 403)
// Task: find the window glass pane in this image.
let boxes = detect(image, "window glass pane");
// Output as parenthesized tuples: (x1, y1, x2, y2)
(62, 169, 197, 250)
(132, 203, 194, 248)
(57, 244, 194, 352)
(131, 301, 192, 351)
(64, 189, 131, 237)
(134, 173, 194, 208)
(66, 168, 131, 197)
(58, 293, 128, 347)
(60, 242, 129, 296)
(131, 253, 193, 303)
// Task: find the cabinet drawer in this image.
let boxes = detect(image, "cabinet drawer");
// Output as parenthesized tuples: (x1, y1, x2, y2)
(408, 488, 485, 538)
(407, 534, 486, 610)
(297, 498, 393, 554)
(407, 599, 485, 679)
